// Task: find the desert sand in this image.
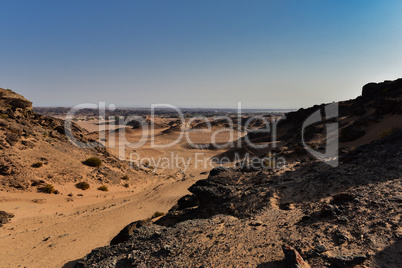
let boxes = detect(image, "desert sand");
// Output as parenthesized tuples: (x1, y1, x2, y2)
(0, 115, 234, 267)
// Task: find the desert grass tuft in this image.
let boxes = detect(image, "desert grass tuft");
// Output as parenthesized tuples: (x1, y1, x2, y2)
(97, 185, 108, 191)
(40, 184, 55, 194)
(83, 157, 102, 167)
(76, 181, 90, 190)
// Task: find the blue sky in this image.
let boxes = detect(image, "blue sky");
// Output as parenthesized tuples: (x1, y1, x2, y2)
(1, 0, 402, 108)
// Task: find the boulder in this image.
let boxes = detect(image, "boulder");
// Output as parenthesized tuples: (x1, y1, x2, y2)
(209, 166, 229, 177)
(0, 211, 14, 227)
(110, 220, 149, 245)
(282, 244, 307, 268)
(329, 255, 367, 267)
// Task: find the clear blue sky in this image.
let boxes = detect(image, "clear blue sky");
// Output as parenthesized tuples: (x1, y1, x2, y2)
(1, 0, 401, 108)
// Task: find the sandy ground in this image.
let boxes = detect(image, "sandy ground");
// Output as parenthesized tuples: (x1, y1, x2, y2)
(0, 174, 203, 268)
(0, 119, 234, 268)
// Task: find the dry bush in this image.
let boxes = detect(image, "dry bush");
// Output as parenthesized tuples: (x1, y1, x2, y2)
(76, 182, 90, 190)
(97, 185, 108, 191)
(83, 157, 102, 167)
(40, 184, 55, 194)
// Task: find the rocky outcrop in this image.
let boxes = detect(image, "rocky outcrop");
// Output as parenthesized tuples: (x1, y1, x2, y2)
(0, 88, 136, 191)
(362, 78, 402, 99)
(110, 220, 149, 245)
(238, 78, 402, 159)
(155, 167, 275, 227)
(282, 244, 307, 268)
(0, 88, 32, 111)
(73, 78, 402, 267)
(76, 129, 402, 267)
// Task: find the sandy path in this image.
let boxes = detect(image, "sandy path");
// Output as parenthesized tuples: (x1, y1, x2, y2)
(0, 177, 200, 268)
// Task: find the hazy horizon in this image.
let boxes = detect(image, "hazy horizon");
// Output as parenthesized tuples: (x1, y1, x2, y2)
(1, 1, 402, 109)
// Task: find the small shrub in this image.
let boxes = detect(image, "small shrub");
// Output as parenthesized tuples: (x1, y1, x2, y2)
(380, 127, 399, 138)
(97, 185, 108, 191)
(151, 211, 165, 219)
(121, 175, 129, 181)
(40, 184, 55, 194)
(83, 157, 102, 167)
(123, 183, 130, 188)
(0, 113, 7, 119)
(0, 211, 14, 227)
(32, 162, 43, 168)
(76, 182, 90, 190)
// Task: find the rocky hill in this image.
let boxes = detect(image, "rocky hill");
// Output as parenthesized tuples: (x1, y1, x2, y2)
(76, 79, 402, 268)
(0, 88, 137, 192)
(215, 79, 402, 164)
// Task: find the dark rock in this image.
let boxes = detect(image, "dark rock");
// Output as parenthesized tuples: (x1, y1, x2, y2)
(388, 196, 402, 203)
(329, 254, 367, 267)
(320, 204, 341, 217)
(54, 125, 65, 135)
(337, 216, 349, 223)
(209, 166, 229, 177)
(280, 202, 294, 210)
(362, 78, 402, 99)
(331, 193, 355, 204)
(315, 245, 327, 253)
(0, 210, 14, 227)
(31, 179, 46, 186)
(249, 221, 263, 226)
(282, 244, 306, 268)
(110, 220, 149, 245)
(177, 194, 199, 210)
(5, 133, 20, 146)
(0, 164, 15, 175)
(21, 140, 35, 148)
(333, 230, 348, 244)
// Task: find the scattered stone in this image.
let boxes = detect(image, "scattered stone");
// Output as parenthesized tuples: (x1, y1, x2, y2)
(331, 193, 355, 204)
(329, 254, 367, 267)
(315, 244, 327, 253)
(388, 196, 402, 203)
(249, 221, 263, 226)
(31, 179, 46, 187)
(280, 202, 294, 210)
(32, 199, 46, 204)
(21, 140, 35, 148)
(282, 244, 307, 268)
(0, 211, 14, 227)
(0, 164, 14, 175)
(320, 204, 341, 217)
(337, 216, 349, 223)
(334, 230, 349, 244)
